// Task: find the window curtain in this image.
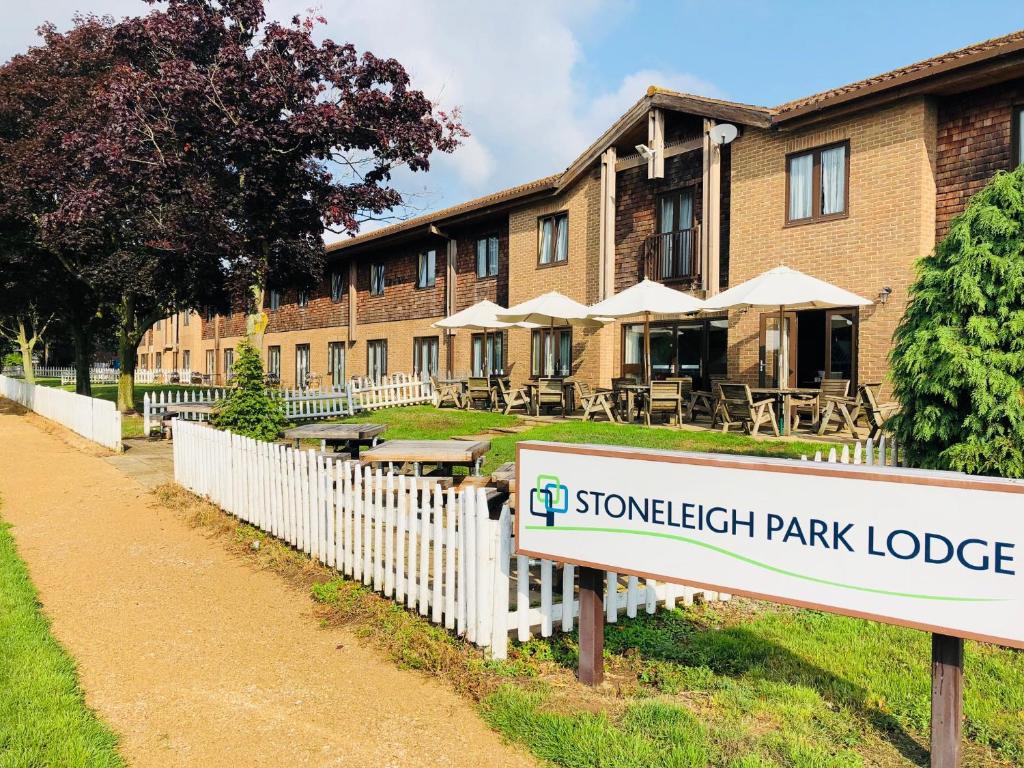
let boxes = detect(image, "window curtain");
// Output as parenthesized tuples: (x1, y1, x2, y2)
(539, 218, 553, 264)
(472, 336, 484, 376)
(531, 331, 542, 376)
(544, 332, 555, 376)
(789, 154, 813, 220)
(658, 196, 675, 233)
(488, 236, 499, 275)
(476, 240, 487, 276)
(821, 146, 845, 215)
(554, 215, 568, 262)
(624, 325, 643, 364)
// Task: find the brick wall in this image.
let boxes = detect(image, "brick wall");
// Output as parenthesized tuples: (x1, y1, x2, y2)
(356, 240, 447, 325)
(728, 97, 938, 398)
(454, 219, 509, 311)
(935, 78, 1024, 239)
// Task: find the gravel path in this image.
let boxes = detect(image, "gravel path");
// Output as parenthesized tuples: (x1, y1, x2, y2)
(0, 402, 534, 768)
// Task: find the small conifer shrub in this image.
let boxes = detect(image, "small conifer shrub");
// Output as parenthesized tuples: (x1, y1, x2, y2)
(212, 340, 287, 441)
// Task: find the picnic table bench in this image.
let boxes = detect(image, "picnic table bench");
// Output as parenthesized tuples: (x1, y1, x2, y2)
(159, 402, 216, 437)
(282, 422, 385, 457)
(359, 439, 491, 476)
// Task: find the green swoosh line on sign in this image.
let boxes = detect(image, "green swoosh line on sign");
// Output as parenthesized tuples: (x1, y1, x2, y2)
(524, 525, 1005, 603)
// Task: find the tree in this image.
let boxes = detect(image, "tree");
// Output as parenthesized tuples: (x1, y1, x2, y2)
(888, 166, 1024, 477)
(211, 340, 286, 441)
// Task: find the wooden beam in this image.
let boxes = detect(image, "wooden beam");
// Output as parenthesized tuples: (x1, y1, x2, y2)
(615, 137, 702, 172)
(930, 633, 963, 768)
(650, 92, 772, 128)
(599, 147, 617, 300)
(577, 566, 604, 686)
(347, 260, 357, 341)
(647, 108, 665, 179)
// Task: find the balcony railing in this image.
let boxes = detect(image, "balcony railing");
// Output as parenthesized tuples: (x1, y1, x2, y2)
(642, 227, 701, 285)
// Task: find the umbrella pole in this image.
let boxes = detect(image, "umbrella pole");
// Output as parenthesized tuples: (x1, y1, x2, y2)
(778, 305, 785, 388)
(644, 312, 652, 385)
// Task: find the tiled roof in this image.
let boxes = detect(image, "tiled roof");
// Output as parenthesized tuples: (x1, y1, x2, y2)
(775, 28, 1024, 115)
(327, 174, 558, 251)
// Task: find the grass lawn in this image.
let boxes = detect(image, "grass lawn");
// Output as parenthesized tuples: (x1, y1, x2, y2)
(0, 502, 123, 767)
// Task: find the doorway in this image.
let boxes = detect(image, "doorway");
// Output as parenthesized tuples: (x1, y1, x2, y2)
(758, 308, 859, 389)
(621, 318, 727, 390)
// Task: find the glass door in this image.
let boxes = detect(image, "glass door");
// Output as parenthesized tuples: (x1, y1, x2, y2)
(825, 309, 857, 388)
(759, 312, 797, 388)
(675, 321, 703, 384)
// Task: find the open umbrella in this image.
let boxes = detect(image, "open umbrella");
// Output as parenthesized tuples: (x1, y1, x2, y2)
(585, 279, 706, 383)
(497, 292, 608, 377)
(432, 300, 536, 376)
(702, 265, 871, 388)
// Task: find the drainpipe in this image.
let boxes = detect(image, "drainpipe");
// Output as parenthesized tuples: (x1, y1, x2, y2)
(431, 224, 457, 378)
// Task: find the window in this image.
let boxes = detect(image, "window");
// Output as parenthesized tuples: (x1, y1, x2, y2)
(328, 342, 346, 386)
(206, 308, 214, 323)
(267, 346, 281, 378)
(417, 249, 436, 288)
(370, 263, 385, 296)
(531, 328, 572, 377)
(476, 235, 499, 278)
(223, 348, 234, 381)
(295, 344, 310, 388)
(1014, 106, 1024, 167)
(654, 188, 697, 280)
(412, 337, 439, 377)
(183, 312, 189, 326)
(786, 142, 848, 224)
(538, 213, 569, 265)
(206, 349, 215, 375)
(330, 271, 346, 303)
(155, 352, 162, 370)
(298, 289, 309, 308)
(472, 332, 505, 376)
(182, 350, 191, 372)
(367, 339, 388, 381)
(268, 290, 281, 311)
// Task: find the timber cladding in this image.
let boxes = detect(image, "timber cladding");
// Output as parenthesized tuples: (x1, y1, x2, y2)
(935, 77, 1024, 240)
(355, 240, 447, 325)
(453, 219, 510, 311)
(727, 98, 939, 398)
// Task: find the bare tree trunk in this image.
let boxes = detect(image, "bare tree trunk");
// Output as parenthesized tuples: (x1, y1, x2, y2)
(117, 331, 137, 413)
(16, 319, 36, 384)
(71, 324, 93, 397)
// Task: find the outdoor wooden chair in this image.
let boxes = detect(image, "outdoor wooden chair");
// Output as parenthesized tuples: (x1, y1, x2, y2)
(792, 378, 848, 431)
(575, 381, 617, 422)
(816, 380, 862, 437)
(859, 383, 899, 440)
(463, 377, 494, 410)
(611, 376, 639, 421)
(644, 381, 684, 426)
(432, 376, 463, 409)
(713, 382, 779, 437)
(536, 378, 567, 417)
(687, 374, 724, 422)
(495, 377, 530, 415)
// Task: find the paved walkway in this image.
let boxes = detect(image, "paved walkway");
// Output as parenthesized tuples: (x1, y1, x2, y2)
(0, 403, 534, 768)
(104, 438, 174, 488)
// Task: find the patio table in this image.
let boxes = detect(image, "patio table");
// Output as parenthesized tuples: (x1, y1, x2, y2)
(163, 402, 216, 418)
(612, 383, 649, 423)
(282, 422, 386, 457)
(359, 438, 491, 476)
(750, 387, 819, 436)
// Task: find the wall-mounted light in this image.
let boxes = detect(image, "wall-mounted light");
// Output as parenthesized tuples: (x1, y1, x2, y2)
(878, 286, 893, 305)
(635, 143, 656, 161)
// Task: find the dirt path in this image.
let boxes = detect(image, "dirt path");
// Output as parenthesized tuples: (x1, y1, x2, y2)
(0, 404, 535, 768)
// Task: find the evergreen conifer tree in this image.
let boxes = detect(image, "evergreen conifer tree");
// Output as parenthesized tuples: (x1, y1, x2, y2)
(889, 165, 1024, 477)
(212, 340, 287, 441)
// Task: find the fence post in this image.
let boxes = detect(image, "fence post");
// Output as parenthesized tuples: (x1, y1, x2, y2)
(931, 633, 964, 767)
(578, 566, 605, 685)
(143, 393, 151, 436)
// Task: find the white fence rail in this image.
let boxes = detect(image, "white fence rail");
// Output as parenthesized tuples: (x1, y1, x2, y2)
(0, 374, 122, 451)
(144, 373, 433, 435)
(171, 420, 726, 658)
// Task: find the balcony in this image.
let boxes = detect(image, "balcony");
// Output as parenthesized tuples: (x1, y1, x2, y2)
(642, 227, 701, 287)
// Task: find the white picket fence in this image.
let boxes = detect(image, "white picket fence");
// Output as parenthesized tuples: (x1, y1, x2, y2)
(143, 373, 434, 435)
(171, 420, 726, 659)
(346, 373, 434, 412)
(0, 374, 122, 451)
(805, 434, 903, 467)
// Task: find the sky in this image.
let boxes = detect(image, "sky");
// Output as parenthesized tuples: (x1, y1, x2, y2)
(2, 0, 1023, 243)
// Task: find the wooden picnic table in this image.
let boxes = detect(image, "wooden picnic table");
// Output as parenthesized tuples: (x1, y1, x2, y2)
(523, 378, 577, 416)
(163, 402, 216, 417)
(282, 422, 386, 457)
(613, 383, 649, 423)
(359, 439, 491, 476)
(750, 387, 820, 436)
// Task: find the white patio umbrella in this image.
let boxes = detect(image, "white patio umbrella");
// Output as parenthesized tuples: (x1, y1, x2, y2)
(585, 279, 706, 383)
(432, 300, 537, 376)
(497, 291, 608, 377)
(702, 265, 871, 387)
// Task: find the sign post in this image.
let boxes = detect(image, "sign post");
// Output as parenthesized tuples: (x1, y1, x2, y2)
(517, 441, 1024, 766)
(577, 566, 604, 685)
(930, 633, 964, 767)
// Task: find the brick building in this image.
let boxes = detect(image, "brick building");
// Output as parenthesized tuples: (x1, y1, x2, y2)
(139, 30, 1024, 398)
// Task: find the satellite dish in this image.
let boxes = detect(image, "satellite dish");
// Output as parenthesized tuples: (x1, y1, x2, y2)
(708, 123, 738, 145)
